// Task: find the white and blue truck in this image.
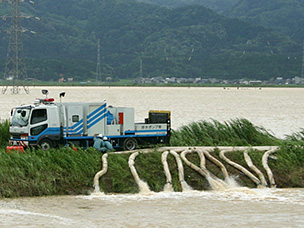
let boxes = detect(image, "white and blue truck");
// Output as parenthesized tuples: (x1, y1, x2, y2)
(9, 90, 171, 151)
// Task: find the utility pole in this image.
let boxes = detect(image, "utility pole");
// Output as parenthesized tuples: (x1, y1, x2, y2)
(2, 0, 30, 94)
(96, 38, 102, 81)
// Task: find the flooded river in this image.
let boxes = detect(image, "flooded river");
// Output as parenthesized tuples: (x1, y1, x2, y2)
(1, 86, 304, 227)
(1, 188, 304, 228)
(1, 86, 304, 138)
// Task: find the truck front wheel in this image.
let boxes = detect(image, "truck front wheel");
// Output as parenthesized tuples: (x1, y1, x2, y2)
(38, 138, 53, 151)
(123, 138, 138, 151)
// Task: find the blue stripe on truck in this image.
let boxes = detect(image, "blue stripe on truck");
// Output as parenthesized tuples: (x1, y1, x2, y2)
(26, 127, 61, 142)
(64, 103, 107, 135)
(87, 112, 106, 129)
(87, 103, 106, 119)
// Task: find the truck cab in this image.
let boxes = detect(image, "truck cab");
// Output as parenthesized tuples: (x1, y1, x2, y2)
(10, 100, 62, 150)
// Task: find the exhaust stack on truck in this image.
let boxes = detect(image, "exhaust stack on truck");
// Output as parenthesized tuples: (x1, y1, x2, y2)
(9, 90, 171, 151)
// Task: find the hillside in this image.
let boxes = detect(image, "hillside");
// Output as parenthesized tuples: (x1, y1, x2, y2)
(143, 0, 304, 41)
(136, 0, 238, 12)
(0, 0, 301, 81)
(226, 0, 304, 41)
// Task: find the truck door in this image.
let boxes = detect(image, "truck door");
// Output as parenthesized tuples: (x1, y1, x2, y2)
(87, 104, 106, 136)
(29, 108, 48, 137)
(66, 106, 84, 136)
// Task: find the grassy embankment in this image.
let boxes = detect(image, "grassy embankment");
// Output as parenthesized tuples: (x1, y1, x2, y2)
(0, 119, 303, 198)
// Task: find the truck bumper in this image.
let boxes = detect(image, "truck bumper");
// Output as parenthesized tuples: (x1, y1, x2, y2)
(9, 139, 29, 147)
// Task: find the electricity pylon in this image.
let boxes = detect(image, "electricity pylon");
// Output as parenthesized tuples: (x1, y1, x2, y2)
(96, 38, 102, 81)
(1, 0, 31, 94)
(139, 58, 143, 78)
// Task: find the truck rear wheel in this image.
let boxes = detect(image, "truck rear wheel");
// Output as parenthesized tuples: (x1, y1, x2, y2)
(38, 138, 53, 151)
(123, 138, 138, 151)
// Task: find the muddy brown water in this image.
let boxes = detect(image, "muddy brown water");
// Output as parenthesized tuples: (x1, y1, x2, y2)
(1, 189, 304, 228)
(1, 86, 304, 227)
(1, 86, 304, 138)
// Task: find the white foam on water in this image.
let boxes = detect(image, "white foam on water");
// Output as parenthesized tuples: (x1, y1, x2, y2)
(92, 184, 102, 194)
(138, 179, 152, 194)
(180, 180, 193, 192)
(80, 191, 198, 204)
(163, 183, 174, 192)
(206, 175, 229, 191)
(80, 188, 304, 206)
(91, 190, 105, 197)
(225, 176, 241, 188)
(0, 208, 73, 225)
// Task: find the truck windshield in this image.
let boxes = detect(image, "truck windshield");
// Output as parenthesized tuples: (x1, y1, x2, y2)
(11, 107, 31, 127)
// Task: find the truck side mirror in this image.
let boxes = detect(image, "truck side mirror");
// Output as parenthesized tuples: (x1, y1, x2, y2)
(59, 92, 65, 103)
(42, 89, 49, 95)
(59, 92, 65, 98)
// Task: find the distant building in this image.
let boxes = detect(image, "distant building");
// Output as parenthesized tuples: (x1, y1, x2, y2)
(239, 79, 249, 85)
(58, 77, 64, 83)
(6, 76, 13, 81)
(249, 80, 262, 85)
(208, 78, 220, 84)
(106, 77, 113, 82)
(276, 77, 283, 84)
(293, 76, 304, 84)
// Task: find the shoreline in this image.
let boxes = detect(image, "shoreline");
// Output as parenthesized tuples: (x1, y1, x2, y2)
(2, 80, 304, 88)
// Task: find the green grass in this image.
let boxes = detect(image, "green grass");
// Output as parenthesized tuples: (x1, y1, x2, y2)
(0, 119, 303, 197)
(0, 119, 10, 147)
(270, 141, 304, 187)
(0, 147, 101, 197)
(100, 153, 137, 193)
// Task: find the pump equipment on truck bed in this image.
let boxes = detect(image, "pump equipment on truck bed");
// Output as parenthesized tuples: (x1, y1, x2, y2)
(8, 90, 171, 151)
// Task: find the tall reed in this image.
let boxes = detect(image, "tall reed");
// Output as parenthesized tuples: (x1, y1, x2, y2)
(170, 118, 280, 146)
(0, 120, 10, 147)
(285, 129, 304, 141)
